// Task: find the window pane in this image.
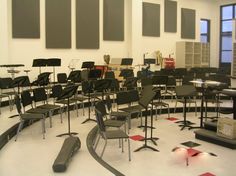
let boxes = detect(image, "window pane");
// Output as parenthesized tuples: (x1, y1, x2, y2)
(201, 35, 208, 43)
(222, 36, 232, 50)
(200, 20, 207, 33)
(235, 5, 236, 18)
(222, 20, 232, 32)
(222, 6, 233, 20)
(221, 51, 232, 63)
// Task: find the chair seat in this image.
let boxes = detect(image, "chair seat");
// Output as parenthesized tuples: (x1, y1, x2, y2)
(177, 99, 196, 104)
(110, 111, 129, 117)
(104, 130, 129, 139)
(26, 108, 49, 114)
(21, 113, 44, 120)
(104, 120, 125, 127)
(71, 96, 88, 102)
(37, 104, 60, 110)
(0, 94, 9, 98)
(56, 99, 77, 105)
(152, 101, 168, 107)
(119, 105, 143, 113)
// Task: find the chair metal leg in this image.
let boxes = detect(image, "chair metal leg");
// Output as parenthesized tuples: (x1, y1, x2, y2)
(42, 118, 45, 139)
(101, 139, 107, 158)
(94, 135, 100, 150)
(15, 120, 24, 141)
(49, 111, 52, 128)
(128, 138, 131, 161)
(60, 107, 63, 123)
(121, 139, 124, 152)
(167, 105, 170, 118)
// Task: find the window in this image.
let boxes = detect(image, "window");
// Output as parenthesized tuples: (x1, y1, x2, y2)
(200, 19, 210, 43)
(220, 4, 236, 64)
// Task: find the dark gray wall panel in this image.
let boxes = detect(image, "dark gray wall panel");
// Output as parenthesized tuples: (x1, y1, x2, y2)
(103, 0, 124, 41)
(142, 2, 160, 37)
(181, 8, 196, 39)
(12, 0, 40, 38)
(46, 0, 71, 48)
(76, 0, 99, 49)
(164, 0, 177, 33)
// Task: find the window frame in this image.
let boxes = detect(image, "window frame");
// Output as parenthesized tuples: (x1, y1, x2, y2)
(220, 4, 236, 65)
(200, 19, 210, 43)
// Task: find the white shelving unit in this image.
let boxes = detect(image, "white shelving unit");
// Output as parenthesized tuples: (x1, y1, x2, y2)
(176, 41, 210, 68)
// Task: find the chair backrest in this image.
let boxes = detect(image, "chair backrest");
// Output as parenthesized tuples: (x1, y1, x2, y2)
(82, 81, 94, 94)
(95, 101, 107, 117)
(37, 72, 51, 86)
(57, 73, 67, 83)
(174, 68, 187, 78)
(175, 85, 196, 97)
(95, 109, 106, 133)
(21, 90, 33, 107)
(116, 91, 130, 105)
(166, 76, 176, 86)
(33, 87, 47, 103)
(129, 89, 139, 102)
(152, 75, 168, 85)
(67, 70, 81, 83)
(51, 84, 63, 98)
(123, 77, 138, 90)
(110, 79, 120, 92)
(94, 79, 112, 92)
(182, 75, 194, 85)
(12, 76, 30, 88)
(0, 77, 13, 89)
(105, 71, 115, 79)
(141, 77, 152, 87)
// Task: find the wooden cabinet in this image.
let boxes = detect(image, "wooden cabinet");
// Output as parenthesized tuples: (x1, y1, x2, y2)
(176, 41, 210, 68)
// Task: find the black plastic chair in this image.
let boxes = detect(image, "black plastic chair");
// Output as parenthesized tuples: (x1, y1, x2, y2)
(33, 87, 63, 123)
(21, 90, 52, 127)
(57, 73, 67, 84)
(104, 71, 115, 79)
(14, 95, 46, 140)
(94, 109, 131, 161)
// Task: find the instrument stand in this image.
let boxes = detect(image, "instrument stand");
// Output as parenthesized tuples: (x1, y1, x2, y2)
(57, 85, 79, 137)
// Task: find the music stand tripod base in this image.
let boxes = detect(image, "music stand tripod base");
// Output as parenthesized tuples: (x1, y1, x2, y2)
(56, 132, 78, 137)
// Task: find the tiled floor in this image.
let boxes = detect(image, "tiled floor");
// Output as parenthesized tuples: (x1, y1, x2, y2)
(0, 100, 235, 176)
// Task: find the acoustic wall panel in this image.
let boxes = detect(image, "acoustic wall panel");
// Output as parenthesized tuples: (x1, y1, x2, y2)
(181, 8, 196, 39)
(76, 0, 99, 49)
(103, 0, 124, 41)
(142, 2, 160, 37)
(46, 0, 71, 48)
(12, 0, 40, 38)
(164, 0, 177, 33)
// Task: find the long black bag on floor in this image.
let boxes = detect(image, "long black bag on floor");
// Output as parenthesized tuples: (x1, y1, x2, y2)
(52, 136, 81, 172)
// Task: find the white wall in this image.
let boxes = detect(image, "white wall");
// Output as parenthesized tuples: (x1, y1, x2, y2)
(0, 0, 234, 80)
(0, 0, 9, 71)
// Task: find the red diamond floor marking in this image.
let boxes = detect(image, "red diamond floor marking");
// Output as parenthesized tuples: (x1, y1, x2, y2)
(199, 172, 216, 176)
(166, 117, 179, 121)
(129, 135, 144, 141)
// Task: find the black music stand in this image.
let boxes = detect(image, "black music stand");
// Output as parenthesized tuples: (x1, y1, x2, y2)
(121, 58, 133, 67)
(119, 69, 134, 79)
(81, 81, 96, 124)
(32, 59, 47, 74)
(47, 58, 61, 83)
(81, 61, 95, 69)
(57, 85, 79, 137)
(144, 58, 156, 65)
(175, 85, 196, 130)
(134, 86, 159, 152)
